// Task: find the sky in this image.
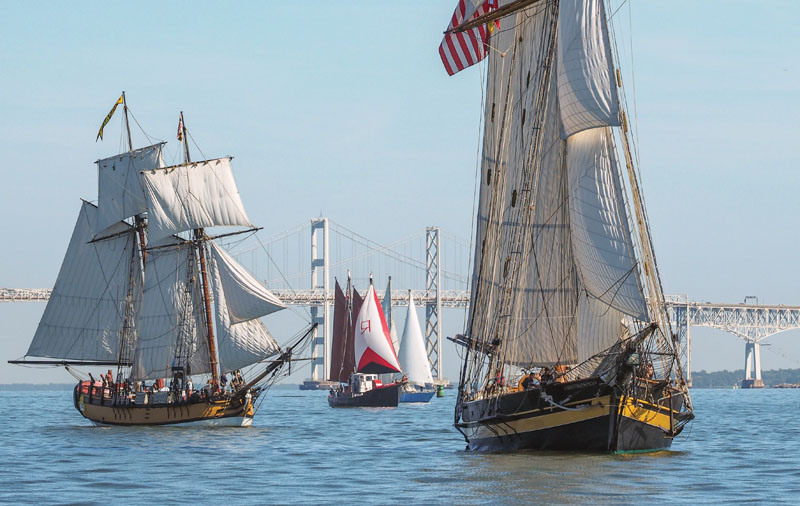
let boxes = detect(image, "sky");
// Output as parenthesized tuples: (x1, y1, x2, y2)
(1, 1, 799, 384)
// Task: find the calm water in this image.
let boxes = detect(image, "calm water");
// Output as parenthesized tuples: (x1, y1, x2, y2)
(1, 388, 799, 504)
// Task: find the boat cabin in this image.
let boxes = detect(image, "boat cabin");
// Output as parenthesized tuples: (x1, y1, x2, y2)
(350, 373, 382, 394)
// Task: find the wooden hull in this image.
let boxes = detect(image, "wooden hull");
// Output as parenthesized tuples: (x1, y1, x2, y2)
(74, 385, 255, 427)
(458, 378, 690, 453)
(328, 383, 401, 407)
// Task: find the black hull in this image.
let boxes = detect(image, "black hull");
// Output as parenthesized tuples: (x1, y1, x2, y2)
(458, 378, 687, 453)
(328, 383, 401, 407)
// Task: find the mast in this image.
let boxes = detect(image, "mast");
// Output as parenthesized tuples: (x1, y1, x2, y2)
(122, 91, 133, 152)
(121, 91, 148, 265)
(181, 111, 220, 385)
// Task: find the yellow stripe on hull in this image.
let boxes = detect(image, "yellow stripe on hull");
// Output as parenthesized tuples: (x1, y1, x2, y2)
(470, 395, 613, 440)
(620, 398, 674, 431)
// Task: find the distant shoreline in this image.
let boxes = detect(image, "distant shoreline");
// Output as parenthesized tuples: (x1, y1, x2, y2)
(0, 383, 303, 391)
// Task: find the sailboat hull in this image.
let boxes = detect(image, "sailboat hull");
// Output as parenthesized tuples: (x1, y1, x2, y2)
(457, 378, 687, 452)
(328, 383, 401, 408)
(74, 384, 255, 427)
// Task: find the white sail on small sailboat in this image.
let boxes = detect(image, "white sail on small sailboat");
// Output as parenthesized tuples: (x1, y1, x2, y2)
(398, 292, 435, 403)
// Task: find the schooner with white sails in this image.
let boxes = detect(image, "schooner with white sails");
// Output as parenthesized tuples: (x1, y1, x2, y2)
(10, 95, 311, 426)
(441, 0, 694, 451)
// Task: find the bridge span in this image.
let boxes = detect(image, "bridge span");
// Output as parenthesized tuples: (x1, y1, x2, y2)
(4, 218, 800, 390)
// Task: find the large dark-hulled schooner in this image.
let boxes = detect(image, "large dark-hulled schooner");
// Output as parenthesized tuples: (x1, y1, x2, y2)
(440, 0, 694, 452)
(10, 96, 311, 426)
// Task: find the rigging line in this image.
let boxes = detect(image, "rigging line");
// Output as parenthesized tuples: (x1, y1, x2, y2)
(607, 0, 629, 21)
(254, 233, 311, 321)
(126, 108, 164, 148)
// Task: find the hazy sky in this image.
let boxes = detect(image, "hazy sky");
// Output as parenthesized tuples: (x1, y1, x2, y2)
(1, 1, 799, 384)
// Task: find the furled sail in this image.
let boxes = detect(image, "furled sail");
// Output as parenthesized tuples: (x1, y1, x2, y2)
(354, 285, 401, 374)
(468, 4, 579, 367)
(95, 143, 165, 235)
(328, 280, 350, 382)
(567, 127, 648, 321)
(398, 293, 434, 386)
(140, 157, 252, 242)
(131, 238, 210, 380)
(208, 242, 285, 323)
(208, 242, 281, 373)
(557, 0, 620, 138)
(26, 201, 140, 361)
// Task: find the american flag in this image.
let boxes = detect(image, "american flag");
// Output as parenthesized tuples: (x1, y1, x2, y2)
(177, 117, 183, 142)
(439, 0, 499, 76)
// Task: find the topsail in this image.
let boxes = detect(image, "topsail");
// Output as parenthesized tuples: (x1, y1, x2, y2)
(95, 143, 165, 235)
(140, 157, 252, 242)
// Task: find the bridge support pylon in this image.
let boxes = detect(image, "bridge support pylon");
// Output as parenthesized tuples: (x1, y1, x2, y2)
(309, 218, 330, 382)
(741, 341, 764, 389)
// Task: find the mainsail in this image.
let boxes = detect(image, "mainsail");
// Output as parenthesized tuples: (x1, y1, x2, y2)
(26, 201, 141, 362)
(398, 293, 434, 386)
(131, 237, 210, 380)
(354, 285, 401, 374)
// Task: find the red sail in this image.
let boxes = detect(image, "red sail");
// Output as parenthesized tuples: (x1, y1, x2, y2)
(328, 280, 349, 382)
(355, 285, 402, 374)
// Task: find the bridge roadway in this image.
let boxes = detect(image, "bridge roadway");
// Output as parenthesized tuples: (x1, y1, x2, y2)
(6, 287, 800, 388)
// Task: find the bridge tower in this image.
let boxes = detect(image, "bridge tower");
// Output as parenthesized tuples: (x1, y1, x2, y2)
(309, 218, 330, 381)
(425, 227, 442, 379)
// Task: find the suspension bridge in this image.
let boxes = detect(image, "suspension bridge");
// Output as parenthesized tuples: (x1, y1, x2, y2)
(4, 217, 800, 389)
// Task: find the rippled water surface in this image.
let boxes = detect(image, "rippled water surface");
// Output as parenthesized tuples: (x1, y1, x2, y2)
(2, 388, 799, 504)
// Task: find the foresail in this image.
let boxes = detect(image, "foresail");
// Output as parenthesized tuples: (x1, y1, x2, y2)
(557, 0, 620, 138)
(208, 246, 280, 374)
(354, 285, 401, 374)
(140, 157, 252, 242)
(131, 238, 210, 380)
(95, 143, 165, 235)
(567, 127, 648, 321)
(27, 201, 140, 361)
(208, 242, 285, 323)
(398, 294, 434, 386)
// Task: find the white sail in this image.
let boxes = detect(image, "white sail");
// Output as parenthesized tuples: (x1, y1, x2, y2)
(131, 239, 210, 380)
(26, 201, 140, 361)
(95, 143, 165, 235)
(208, 242, 285, 323)
(576, 291, 627, 363)
(469, 5, 579, 367)
(557, 0, 620, 138)
(390, 320, 400, 358)
(140, 157, 252, 242)
(398, 293, 433, 386)
(354, 285, 402, 374)
(567, 127, 648, 321)
(208, 247, 280, 374)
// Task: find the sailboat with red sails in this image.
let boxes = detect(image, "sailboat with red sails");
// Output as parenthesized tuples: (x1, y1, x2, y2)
(328, 277, 404, 407)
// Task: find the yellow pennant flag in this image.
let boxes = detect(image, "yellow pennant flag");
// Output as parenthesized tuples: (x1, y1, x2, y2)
(96, 94, 124, 142)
